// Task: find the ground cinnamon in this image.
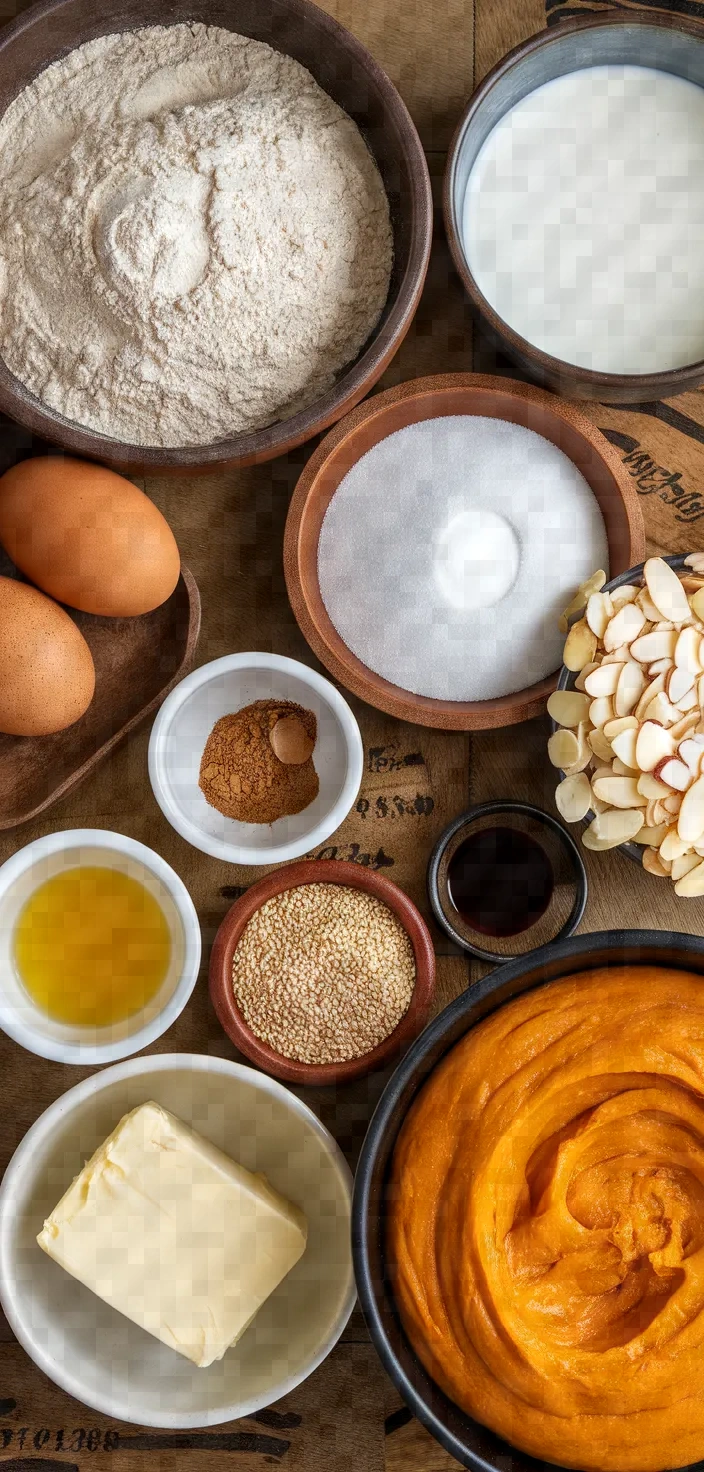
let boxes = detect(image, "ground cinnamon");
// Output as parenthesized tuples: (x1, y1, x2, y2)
(198, 699, 319, 824)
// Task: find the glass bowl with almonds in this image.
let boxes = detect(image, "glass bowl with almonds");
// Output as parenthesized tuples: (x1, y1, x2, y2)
(548, 553, 704, 896)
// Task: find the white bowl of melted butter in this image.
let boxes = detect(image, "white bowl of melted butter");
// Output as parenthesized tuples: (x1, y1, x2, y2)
(0, 1054, 354, 1426)
(0, 828, 201, 1063)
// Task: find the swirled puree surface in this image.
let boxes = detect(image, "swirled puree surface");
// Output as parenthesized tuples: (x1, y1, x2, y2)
(389, 968, 704, 1472)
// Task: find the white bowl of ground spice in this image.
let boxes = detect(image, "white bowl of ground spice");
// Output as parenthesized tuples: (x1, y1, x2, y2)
(148, 653, 364, 865)
(209, 859, 436, 1085)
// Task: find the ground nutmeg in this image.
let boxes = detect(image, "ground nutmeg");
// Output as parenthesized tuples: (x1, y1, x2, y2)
(199, 699, 319, 824)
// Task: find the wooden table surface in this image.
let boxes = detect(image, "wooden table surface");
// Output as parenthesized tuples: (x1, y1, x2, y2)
(1, 0, 704, 1467)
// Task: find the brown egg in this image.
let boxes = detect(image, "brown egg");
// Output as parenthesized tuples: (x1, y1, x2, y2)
(0, 457, 181, 617)
(0, 577, 96, 735)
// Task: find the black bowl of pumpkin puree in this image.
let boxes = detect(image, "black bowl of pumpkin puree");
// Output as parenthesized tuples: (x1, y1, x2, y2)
(352, 929, 704, 1472)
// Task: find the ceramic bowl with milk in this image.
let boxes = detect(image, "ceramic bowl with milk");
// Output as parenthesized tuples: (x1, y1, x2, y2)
(444, 14, 704, 403)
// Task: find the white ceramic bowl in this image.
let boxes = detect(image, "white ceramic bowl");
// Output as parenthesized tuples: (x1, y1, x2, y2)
(0, 830, 201, 1064)
(148, 653, 364, 865)
(0, 1053, 355, 1427)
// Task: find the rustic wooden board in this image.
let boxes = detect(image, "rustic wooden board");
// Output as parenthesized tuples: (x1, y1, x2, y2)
(1, 0, 704, 1468)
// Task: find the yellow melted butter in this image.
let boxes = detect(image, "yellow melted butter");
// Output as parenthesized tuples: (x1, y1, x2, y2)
(14, 866, 171, 1026)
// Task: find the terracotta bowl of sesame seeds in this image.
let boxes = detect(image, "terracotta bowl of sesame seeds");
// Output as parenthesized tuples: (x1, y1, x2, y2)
(209, 859, 436, 1086)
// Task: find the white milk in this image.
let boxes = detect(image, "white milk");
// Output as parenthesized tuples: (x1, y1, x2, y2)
(462, 65, 704, 374)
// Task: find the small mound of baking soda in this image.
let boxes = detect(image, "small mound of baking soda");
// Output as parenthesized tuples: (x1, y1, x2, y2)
(317, 416, 609, 702)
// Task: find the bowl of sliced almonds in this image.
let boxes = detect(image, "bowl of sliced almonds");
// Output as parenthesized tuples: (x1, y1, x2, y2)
(548, 554, 704, 896)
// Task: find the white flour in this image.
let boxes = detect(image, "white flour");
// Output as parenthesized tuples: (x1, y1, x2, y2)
(0, 24, 393, 446)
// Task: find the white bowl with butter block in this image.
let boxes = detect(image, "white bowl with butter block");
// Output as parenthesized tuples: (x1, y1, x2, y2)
(0, 829, 201, 1063)
(0, 1053, 354, 1426)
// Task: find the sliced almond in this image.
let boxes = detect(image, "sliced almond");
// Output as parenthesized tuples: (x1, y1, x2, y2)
(698, 673, 704, 709)
(672, 853, 700, 882)
(603, 602, 646, 653)
(679, 738, 704, 778)
(642, 692, 679, 727)
(644, 557, 692, 623)
(591, 764, 614, 780)
(633, 823, 669, 848)
(678, 775, 704, 843)
(643, 847, 670, 877)
(653, 756, 692, 792)
(649, 798, 667, 827)
(663, 793, 682, 815)
(685, 553, 704, 574)
(614, 661, 645, 718)
(601, 647, 632, 666)
(588, 728, 614, 763)
(612, 758, 639, 777)
(547, 690, 591, 728)
(675, 625, 703, 674)
(635, 674, 667, 722)
(675, 859, 704, 897)
(670, 712, 700, 743)
(555, 772, 592, 824)
(682, 577, 704, 593)
(563, 618, 597, 673)
(648, 658, 675, 676)
(585, 592, 610, 639)
(592, 776, 645, 809)
(559, 572, 607, 632)
(631, 630, 678, 665)
(604, 715, 638, 740)
(547, 729, 580, 769)
(660, 827, 692, 863)
(638, 772, 671, 800)
(589, 696, 615, 729)
(583, 809, 644, 850)
(636, 721, 675, 772)
(610, 584, 640, 611)
(610, 727, 639, 769)
(673, 684, 699, 713)
(690, 587, 704, 622)
(574, 662, 599, 693)
(668, 666, 695, 704)
(637, 588, 665, 622)
(562, 721, 591, 775)
(584, 664, 623, 698)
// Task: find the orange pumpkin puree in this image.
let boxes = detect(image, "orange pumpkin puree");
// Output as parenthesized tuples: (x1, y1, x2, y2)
(388, 968, 704, 1472)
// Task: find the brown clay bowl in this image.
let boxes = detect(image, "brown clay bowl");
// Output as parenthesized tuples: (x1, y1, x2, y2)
(0, 0, 432, 475)
(444, 13, 704, 404)
(209, 859, 436, 1086)
(283, 373, 646, 731)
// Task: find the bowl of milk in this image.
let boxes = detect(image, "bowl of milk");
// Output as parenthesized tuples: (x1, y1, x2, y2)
(444, 14, 704, 402)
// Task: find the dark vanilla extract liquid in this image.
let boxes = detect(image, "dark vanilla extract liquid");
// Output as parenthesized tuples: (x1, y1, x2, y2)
(447, 826, 554, 938)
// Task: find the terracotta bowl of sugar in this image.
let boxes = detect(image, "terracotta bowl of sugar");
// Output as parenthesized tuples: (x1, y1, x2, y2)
(209, 859, 436, 1086)
(283, 373, 646, 732)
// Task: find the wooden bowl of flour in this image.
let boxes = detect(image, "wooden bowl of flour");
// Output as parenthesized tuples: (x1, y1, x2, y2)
(0, 0, 432, 474)
(283, 374, 646, 732)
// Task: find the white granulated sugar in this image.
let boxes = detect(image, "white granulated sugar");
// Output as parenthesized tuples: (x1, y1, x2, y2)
(318, 416, 609, 702)
(0, 24, 392, 447)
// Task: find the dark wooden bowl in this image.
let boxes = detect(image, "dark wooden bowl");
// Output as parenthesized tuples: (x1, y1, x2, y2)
(209, 859, 436, 1086)
(283, 373, 646, 731)
(0, 560, 200, 829)
(444, 13, 704, 404)
(0, 0, 432, 475)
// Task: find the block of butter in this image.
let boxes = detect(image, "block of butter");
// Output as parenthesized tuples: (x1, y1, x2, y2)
(37, 1101, 307, 1368)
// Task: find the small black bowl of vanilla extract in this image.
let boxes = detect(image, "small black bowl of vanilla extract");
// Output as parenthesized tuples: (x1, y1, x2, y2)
(428, 801, 587, 965)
